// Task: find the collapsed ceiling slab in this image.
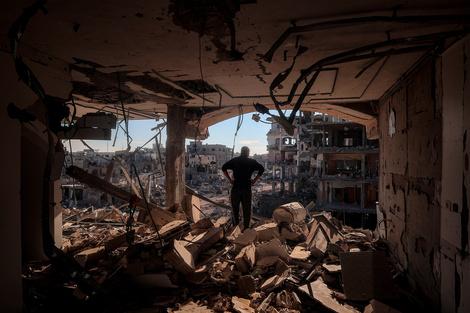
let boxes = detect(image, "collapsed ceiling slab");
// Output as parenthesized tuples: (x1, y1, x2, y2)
(1, 0, 469, 133)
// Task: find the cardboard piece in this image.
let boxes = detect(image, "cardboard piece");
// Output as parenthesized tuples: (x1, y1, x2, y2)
(299, 279, 360, 313)
(340, 251, 399, 301)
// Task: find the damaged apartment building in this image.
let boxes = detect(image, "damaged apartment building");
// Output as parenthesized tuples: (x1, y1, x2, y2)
(1, 1, 470, 313)
(265, 112, 379, 228)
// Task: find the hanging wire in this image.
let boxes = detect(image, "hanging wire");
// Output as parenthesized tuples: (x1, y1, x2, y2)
(192, 33, 207, 161)
(131, 164, 164, 249)
(117, 72, 132, 151)
(67, 140, 78, 207)
(80, 139, 113, 162)
(231, 105, 244, 158)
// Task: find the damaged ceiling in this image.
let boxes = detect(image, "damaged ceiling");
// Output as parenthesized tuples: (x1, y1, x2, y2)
(1, 0, 469, 137)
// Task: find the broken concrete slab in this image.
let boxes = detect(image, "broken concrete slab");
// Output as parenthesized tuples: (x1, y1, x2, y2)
(104, 230, 134, 251)
(260, 272, 288, 292)
(322, 263, 342, 274)
(171, 300, 215, 313)
(256, 238, 290, 262)
(290, 245, 311, 261)
(184, 226, 224, 260)
(299, 279, 360, 313)
(74, 246, 106, 267)
(306, 213, 343, 257)
(191, 217, 214, 230)
(238, 275, 256, 296)
(257, 292, 275, 313)
(232, 296, 254, 313)
(253, 222, 279, 241)
(363, 299, 403, 313)
(340, 251, 399, 301)
(233, 229, 258, 250)
(257, 255, 279, 267)
(164, 240, 195, 275)
(235, 244, 256, 272)
(273, 202, 307, 224)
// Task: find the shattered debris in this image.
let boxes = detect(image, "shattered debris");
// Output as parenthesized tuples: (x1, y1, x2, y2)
(24, 199, 426, 312)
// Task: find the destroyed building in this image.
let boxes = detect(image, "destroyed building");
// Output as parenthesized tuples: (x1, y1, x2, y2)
(186, 141, 233, 182)
(1, 1, 470, 313)
(306, 113, 379, 228)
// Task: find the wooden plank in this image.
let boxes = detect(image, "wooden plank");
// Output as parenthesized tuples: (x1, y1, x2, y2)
(65, 165, 175, 226)
(186, 185, 232, 210)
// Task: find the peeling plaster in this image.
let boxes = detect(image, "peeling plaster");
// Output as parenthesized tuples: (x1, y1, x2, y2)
(462, 129, 469, 259)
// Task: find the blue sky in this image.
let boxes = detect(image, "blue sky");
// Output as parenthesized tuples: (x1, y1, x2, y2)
(68, 112, 273, 155)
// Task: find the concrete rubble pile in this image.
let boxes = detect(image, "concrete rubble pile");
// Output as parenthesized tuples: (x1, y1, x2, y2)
(23, 201, 421, 313)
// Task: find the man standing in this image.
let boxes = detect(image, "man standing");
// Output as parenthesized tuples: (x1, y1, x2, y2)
(222, 146, 264, 229)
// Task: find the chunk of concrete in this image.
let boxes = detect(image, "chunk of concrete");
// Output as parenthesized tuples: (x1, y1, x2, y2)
(299, 279, 360, 313)
(254, 222, 279, 241)
(163, 240, 195, 275)
(340, 251, 399, 301)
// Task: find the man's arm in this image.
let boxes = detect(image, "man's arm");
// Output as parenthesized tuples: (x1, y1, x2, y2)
(250, 174, 261, 186)
(223, 171, 234, 184)
(251, 161, 265, 186)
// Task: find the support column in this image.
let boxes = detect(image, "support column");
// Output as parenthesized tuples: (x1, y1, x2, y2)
(361, 153, 366, 179)
(0, 104, 23, 313)
(288, 180, 294, 193)
(165, 105, 186, 212)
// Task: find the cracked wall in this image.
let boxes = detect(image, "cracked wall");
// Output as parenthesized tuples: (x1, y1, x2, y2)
(440, 35, 470, 313)
(379, 35, 470, 313)
(379, 60, 442, 310)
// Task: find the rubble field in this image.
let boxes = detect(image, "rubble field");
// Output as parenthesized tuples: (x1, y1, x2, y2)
(23, 202, 425, 313)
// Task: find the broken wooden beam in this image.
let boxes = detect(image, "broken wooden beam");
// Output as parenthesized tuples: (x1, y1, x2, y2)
(65, 165, 175, 225)
(185, 185, 232, 210)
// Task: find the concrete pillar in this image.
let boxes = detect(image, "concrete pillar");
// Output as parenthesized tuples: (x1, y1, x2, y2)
(165, 105, 186, 211)
(0, 104, 23, 313)
(362, 125, 367, 147)
(0, 52, 37, 312)
(361, 153, 366, 179)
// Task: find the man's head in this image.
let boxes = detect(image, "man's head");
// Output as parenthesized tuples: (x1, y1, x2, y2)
(240, 146, 250, 158)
